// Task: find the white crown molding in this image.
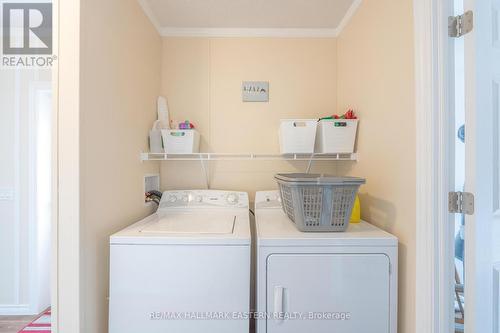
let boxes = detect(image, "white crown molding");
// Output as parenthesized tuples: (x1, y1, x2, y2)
(159, 27, 339, 38)
(336, 0, 363, 35)
(137, 0, 362, 38)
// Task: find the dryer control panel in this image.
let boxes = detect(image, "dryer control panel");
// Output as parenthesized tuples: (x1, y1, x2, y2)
(255, 190, 282, 209)
(158, 190, 249, 210)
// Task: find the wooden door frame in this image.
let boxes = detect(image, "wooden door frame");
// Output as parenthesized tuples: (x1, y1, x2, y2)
(414, 0, 456, 332)
(52, 0, 82, 332)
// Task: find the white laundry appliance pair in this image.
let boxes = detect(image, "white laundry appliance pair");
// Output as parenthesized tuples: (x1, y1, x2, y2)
(109, 189, 398, 333)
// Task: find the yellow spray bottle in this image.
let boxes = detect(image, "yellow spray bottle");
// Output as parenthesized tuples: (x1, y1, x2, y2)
(350, 195, 361, 223)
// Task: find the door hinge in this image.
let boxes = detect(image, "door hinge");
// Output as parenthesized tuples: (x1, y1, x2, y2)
(448, 11, 474, 38)
(449, 191, 475, 215)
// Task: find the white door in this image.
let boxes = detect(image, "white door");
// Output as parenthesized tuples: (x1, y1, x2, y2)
(266, 254, 390, 333)
(463, 0, 500, 332)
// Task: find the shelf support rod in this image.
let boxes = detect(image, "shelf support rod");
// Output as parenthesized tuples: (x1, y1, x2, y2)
(199, 157, 210, 189)
(306, 154, 314, 173)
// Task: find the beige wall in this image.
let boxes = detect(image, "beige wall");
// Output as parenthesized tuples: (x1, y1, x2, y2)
(337, 1, 416, 333)
(160, 38, 346, 199)
(79, 0, 161, 331)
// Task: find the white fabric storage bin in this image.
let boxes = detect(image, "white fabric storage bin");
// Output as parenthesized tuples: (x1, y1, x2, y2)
(161, 129, 200, 154)
(279, 119, 317, 154)
(315, 119, 358, 153)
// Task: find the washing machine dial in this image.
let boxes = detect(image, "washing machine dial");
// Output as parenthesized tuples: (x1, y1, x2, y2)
(195, 195, 203, 203)
(226, 193, 239, 205)
(181, 195, 189, 203)
(168, 194, 177, 203)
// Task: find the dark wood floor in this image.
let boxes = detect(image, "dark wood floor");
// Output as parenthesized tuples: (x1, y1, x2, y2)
(0, 315, 36, 333)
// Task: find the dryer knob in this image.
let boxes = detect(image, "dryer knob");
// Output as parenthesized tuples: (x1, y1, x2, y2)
(227, 193, 238, 204)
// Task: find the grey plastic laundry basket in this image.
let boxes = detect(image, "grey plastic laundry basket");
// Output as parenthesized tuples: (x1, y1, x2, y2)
(275, 173, 365, 232)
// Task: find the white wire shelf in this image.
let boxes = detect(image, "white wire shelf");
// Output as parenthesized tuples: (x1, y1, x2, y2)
(140, 152, 358, 161)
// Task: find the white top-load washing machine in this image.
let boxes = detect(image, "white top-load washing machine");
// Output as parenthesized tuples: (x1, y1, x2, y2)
(109, 190, 250, 333)
(255, 191, 398, 333)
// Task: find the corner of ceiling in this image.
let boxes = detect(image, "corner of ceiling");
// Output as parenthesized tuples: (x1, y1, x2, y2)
(335, 0, 363, 37)
(137, 0, 162, 34)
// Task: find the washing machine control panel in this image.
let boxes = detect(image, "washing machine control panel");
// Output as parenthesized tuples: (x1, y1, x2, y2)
(158, 190, 249, 210)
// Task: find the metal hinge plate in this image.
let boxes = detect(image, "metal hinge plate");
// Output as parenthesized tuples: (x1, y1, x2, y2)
(449, 191, 475, 215)
(449, 11, 474, 38)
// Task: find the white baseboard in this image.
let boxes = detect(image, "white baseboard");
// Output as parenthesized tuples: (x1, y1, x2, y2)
(0, 304, 35, 315)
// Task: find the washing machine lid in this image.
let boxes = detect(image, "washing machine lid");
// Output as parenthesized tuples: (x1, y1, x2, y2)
(139, 213, 235, 234)
(110, 210, 250, 245)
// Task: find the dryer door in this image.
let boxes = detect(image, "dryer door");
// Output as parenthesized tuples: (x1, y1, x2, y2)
(266, 254, 390, 333)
